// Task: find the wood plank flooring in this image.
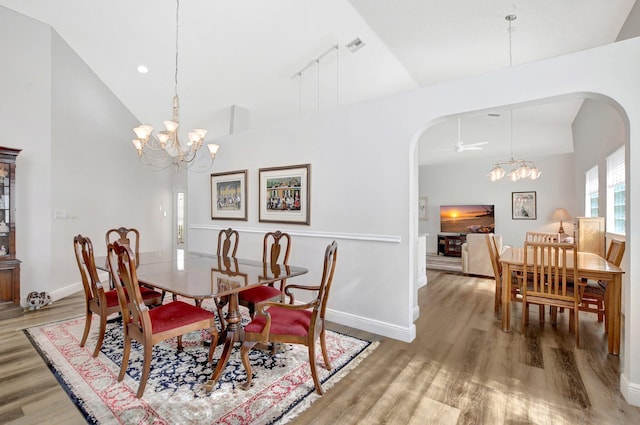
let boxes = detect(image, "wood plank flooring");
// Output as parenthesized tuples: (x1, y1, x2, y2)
(1, 270, 639, 424)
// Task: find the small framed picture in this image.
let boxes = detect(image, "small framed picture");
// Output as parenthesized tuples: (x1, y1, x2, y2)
(211, 170, 248, 220)
(259, 164, 310, 224)
(512, 191, 537, 220)
(419, 196, 428, 221)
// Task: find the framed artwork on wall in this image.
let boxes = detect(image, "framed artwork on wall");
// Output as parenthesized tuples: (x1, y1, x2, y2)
(211, 170, 248, 220)
(419, 196, 428, 221)
(259, 164, 310, 224)
(512, 191, 537, 220)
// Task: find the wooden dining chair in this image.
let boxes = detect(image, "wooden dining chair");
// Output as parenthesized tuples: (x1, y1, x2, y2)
(521, 241, 581, 347)
(240, 241, 338, 395)
(580, 239, 625, 324)
(239, 231, 291, 317)
(74, 234, 162, 357)
(525, 231, 561, 243)
(107, 240, 218, 398)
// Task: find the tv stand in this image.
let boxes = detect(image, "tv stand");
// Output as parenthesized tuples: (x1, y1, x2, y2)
(437, 234, 466, 257)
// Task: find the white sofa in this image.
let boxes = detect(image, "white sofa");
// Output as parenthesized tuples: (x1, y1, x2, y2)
(461, 233, 505, 278)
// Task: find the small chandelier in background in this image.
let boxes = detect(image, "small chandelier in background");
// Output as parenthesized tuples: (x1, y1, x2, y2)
(487, 14, 541, 183)
(131, 0, 219, 172)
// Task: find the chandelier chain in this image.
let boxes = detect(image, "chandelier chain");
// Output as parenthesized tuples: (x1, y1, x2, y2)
(174, 0, 180, 101)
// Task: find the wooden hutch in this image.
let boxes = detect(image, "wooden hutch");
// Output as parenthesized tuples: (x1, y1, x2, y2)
(0, 147, 21, 319)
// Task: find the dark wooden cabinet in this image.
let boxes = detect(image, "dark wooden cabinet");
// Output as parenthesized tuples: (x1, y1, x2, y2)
(438, 234, 466, 257)
(0, 147, 21, 319)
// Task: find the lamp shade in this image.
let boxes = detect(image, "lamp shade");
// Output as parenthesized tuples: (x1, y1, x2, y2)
(552, 208, 572, 222)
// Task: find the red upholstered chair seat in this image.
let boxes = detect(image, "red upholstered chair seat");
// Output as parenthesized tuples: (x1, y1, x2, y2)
(149, 301, 216, 334)
(244, 307, 312, 336)
(239, 286, 281, 304)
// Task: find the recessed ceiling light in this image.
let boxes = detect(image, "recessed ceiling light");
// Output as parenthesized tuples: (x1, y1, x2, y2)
(137, 65, 149, 74)
(346, 38, 365, 53)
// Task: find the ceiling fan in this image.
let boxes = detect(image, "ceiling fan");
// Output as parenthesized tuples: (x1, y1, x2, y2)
(448, 117, 489, 152)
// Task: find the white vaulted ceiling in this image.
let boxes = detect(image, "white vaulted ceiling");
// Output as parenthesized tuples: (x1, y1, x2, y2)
(0, 0, 635, 162)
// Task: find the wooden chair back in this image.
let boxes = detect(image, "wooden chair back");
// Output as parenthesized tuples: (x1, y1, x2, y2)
(606, 239, 625, 267)
(217, 228, 239, 257)
(525, 231, 561, 243)
(107, 241, 145, 331)
(263, 230, 291, 265)
(522, 241, 581, 346)
(106, 227, 140, 266)
(240, 241, 338, 395)
(74, 234, 105, 305)
(485, 234, 502, 314)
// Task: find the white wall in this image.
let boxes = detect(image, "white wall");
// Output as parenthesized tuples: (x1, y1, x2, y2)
(419, 152, 576, 252)
(572, 99, 626, 217)
(1, 7, 177, 300)
(189, 38, 640, 405)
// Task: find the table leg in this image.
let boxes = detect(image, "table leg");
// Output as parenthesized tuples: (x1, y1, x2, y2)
(501, 264, 511, 332)
(607, 274, 622, 355)
(206, 293, 244, 391)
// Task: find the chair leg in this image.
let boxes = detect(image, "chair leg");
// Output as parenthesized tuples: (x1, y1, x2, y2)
(92, 312, 108, 357)
(118, 333, 131, 382)
(80, 309, 92, 348)
(308, 341, 323, 395)
(240, 341, 257, 390)
(574, 307, 580, 348)
(319, 327, 332, 371)
(137, 344, 153, 398)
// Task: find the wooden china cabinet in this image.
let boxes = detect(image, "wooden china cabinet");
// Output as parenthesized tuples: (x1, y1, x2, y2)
(0, 147, 21, 319)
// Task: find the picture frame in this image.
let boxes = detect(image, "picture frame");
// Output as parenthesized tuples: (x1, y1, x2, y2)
(419, 196, 428, 221)
(259, 164, 310, 224)
(211, 170, 248, 221)
(512, 191, 537, 220)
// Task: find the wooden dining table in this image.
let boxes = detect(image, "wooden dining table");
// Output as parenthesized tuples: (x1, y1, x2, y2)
(97, 250, 309, 391)
(499, 246, 625, 355)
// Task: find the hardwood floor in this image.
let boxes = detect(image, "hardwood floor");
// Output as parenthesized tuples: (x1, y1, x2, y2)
(1, 270, 639, 424)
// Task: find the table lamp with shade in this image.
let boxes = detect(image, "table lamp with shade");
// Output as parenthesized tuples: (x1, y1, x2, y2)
(552, 208, 572, 234)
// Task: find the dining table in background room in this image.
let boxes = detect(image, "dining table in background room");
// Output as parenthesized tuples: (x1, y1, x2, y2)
(499, 246, 624, 355)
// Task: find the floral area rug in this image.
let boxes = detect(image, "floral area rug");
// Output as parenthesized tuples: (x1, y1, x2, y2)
(25, 310, 377, 425)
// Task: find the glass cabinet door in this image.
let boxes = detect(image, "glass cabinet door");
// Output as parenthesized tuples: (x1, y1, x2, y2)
(0, 162, 9, 257)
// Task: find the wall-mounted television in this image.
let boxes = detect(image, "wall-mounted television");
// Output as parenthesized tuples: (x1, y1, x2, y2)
(440, 205, 495, 234)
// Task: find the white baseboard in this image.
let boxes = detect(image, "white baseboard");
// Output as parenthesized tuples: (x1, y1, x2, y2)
(326, 308, 416, 342)
(418, 275, 427, 288)
(621, 373, 640, 406)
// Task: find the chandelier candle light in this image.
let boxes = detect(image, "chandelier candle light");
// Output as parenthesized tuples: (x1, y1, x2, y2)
(487, 15, 541, 183)
(131, 0, 219, 172)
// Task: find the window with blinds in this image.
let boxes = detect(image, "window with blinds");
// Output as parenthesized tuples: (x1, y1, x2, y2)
(585, 166, 598, 218)
(606, 146, 625, 234)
